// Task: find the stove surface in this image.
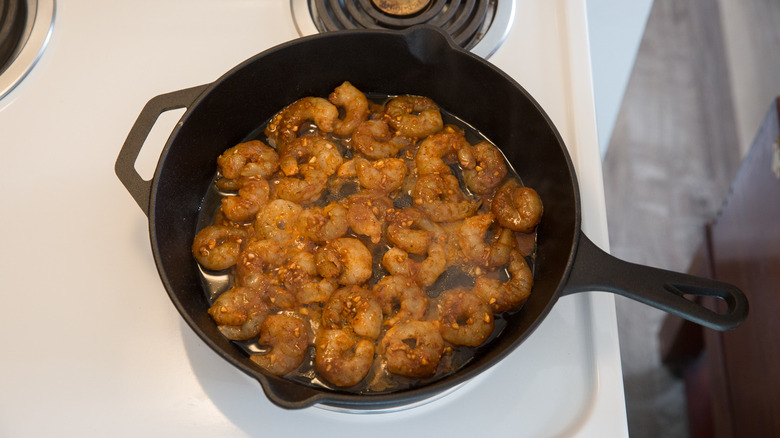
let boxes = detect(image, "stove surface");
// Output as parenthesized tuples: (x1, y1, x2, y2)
(0, 1, 626, 436)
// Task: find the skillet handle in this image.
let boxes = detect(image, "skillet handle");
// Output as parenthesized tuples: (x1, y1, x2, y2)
(115, 84, 209, 215)
(562, 233, 748, 331)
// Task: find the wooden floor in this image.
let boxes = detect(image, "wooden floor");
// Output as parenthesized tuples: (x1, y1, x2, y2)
(602, 0, 744, 436)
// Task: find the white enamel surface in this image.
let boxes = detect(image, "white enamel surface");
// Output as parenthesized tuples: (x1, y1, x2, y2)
(0, 0, 627, 436)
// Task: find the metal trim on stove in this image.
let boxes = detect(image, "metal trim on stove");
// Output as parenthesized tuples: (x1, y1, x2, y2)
(0, 0, 55, 101)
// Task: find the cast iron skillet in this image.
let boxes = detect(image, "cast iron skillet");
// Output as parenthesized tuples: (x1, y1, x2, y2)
(115, 26, 748, 411)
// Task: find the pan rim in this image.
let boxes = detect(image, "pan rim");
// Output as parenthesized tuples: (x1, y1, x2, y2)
(145, 25, 584, 410)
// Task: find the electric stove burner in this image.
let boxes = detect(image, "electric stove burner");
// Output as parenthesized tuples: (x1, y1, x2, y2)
(292, 0, 515, 59)
(0, 0, 28, 72)
(0, 0, 55, 101)
(371, 0, 430, 16)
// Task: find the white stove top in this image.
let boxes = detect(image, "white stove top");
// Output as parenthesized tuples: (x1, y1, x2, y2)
(0, 1, 627, 436)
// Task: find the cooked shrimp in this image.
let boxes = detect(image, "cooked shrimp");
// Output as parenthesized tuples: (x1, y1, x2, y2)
(413, 242, 448, 287)
(385, 95, 443, 138)
(263, 284, 299, 310)
(382, 242, 447, 288)
(412, 173, 481, 222)
(352, 119, 410, 159)
(344, 189, 394, 244)
(220, 178, 270, 222)
(279, 136, 344, 177)
(234, 239, 289, 289)
(385, 207, 433, 255)
(353, 157, 407, 193)
(372, 275, 427, 327)
(336, 158, 357, 178)
(491, 179, 543, 233)
(274, 163, 328, 205)
(217, 140, 280, 180)
(457, 213, 516, 268)
(315, 237, 373, 286)
(192, 225, 246, 271)
(297, 277, 338, 305)
(381, 248, 413, 278)
(315, 329, 375, 387)
(250, 314, 309, 375)
(199, 88, 547, 390)
(297, 203, 349, 243)
(265, 97, 338, 147)
(381, 320, 444, 378)
(254, 199, 303, 243)
(329, 81, 370, 137)
(215, 175, 246, 192)
(277, 249, 318, 293)
(415, 128, 475, 176)
(462, 141, 507, 195)
(436, 289, 494, 347)
(208, 286, 270, 340)
(322, 286, 383, 339)
(473, 250, 533, 312)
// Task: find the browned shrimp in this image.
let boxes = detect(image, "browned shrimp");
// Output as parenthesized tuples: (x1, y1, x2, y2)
(208, 286, 270, 340)
(415, 128, 475, 176)
(473, 250, 533, 312)
(353, 157, 407, 193)
(217, 140, 280, 180)
(297, 277, 338, 305)
(254, 199, 303, 243)
(352, 119, 410, 159)
(315, 329, 375, 387)
(381, 320, 444, 378)
(456, 213, 516, 268)
(335, 157, 358, 179)
(491, 179, 543, 233)
(462, 141, 507, 195)
(329, 81, 370, 137)
(192, 225, 247, 271)
(412, 173, 481, 222)
(234, 238, 290, 289)
(262, 283, 299, 310)
(322, 285, 383, 339)
(241, 242, 335, 304)
(436, 289, 494, 347)
(315, 237, 373, 286)
(385, 95, 444, 138)
(215, 175, 249, 192)
(382, 242, 447, 288)
(385, 207, 435, 255)
(265, 97, 339, 147)
(276, 249, 320, 294)
(232, 241, 310, 306)
(279, 136, 344, 177)
(220, 178, 270, 222)
(343, 189, 394, 244)
(274, 163, 328, 205)
(250, 314, 309, 375)
(372, 275, 427, 327)
(296, 203, 349, 243)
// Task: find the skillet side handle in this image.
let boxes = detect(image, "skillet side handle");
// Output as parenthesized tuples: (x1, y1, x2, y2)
(259, 376, 323, 410)
(562, 233, 749, 331)
(115, 84, 209, 215)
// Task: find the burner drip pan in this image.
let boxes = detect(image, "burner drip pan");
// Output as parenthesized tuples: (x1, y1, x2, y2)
(0, 0, 28, 73)
(0, 0, 55, 101)
(292, 0, 514, 56)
